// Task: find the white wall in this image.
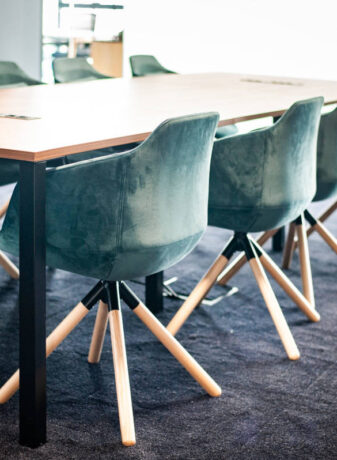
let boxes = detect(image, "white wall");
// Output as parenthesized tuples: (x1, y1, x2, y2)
(124, 0, 337, 80)
(0, 0, 42, 79)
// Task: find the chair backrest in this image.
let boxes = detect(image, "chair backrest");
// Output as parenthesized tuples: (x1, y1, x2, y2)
(52, 57, 110, 83)
(129, 55, 176, 77)
(314, 107, 337, 201)
(208, 97, 323, 232)
(0, 61, 42, 87)
(1, 113, 219, 281)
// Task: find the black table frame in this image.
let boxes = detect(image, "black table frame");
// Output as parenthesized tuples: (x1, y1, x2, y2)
(19, 161, 46, 447)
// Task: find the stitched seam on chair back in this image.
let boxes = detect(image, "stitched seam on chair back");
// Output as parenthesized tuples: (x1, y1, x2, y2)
(247, 130, 268, 231)
(106, 159, 128, 280)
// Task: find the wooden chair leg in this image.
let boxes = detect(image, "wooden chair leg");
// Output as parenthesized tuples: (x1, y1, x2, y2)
(252, 239, 319, 322)
(0, 199, 9, 219)
(313, 220, 337, 254)
(248, 253, 300, 360)
(115, 281, 222, 398)
(0, 250, 19, 279)
(133, 302, 221, 397)
(166, 253, 230, 336)
(88, 300, 109, 363)
(293, 200, 337, 250)
(217, 229, 278, 286)
(109, 308, 136, 447)
(282, 222, 296, 269)
(0, 302, 89, 403)
(316, 199, 337, 224)
(296, 215, 315, 308)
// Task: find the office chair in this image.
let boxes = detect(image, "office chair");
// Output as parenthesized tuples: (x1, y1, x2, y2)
(0, 112, 221, 446)
(0, 62, 43, 277)
(0, 61, 43, 89)
(52, 57, 111, 84)
(167, 98, 323, 360)
(282, 106, 337, 268)
(129, 54, 176, 77)
(218, 106, 337, 289)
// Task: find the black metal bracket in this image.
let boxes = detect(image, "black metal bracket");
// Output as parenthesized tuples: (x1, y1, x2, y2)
(81, 280, 121, 311)
(303, 209, 317, 226)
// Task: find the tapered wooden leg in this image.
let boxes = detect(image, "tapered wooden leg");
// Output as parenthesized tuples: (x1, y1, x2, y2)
(296, 217, 315, 308)
(313, 220, 337, 254)
(0, 199, 9, 219)
(88, 300, 109, 363)
(167, 253, 230, 336)
(282, 223, 296, 269)
(217, 229, 278, 286)
(248, 255, 300, 360)
(0, 302, 89, 404)
(131, 302, 221, 397)
(293, 200, 337, 250)
(252, 239, 320, 322)
(306, 200, 337, 238)
(109, 309, 136, 447)
(0, 250, 19, 279)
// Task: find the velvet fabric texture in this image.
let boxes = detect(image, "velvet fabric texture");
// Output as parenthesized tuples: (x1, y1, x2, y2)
(0, 61, 42, 88)
(129, 55, 176, 77)
(52, 58, 111, 84)
(208, 97, 324, 233)
(314, 107, 337, 201)
(0, 113, 219, 281)
(64, 143, 139, 164)
(215, 124, 239, 138)
(0, 161, 19, 187)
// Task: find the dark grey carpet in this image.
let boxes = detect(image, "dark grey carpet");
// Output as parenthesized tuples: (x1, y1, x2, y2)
(0, 184, 336, 459)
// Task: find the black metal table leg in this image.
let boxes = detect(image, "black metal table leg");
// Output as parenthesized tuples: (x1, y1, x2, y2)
(19, 161, 46, 447)
(145, 271, 163, 314)
(272, 227, 285, 252)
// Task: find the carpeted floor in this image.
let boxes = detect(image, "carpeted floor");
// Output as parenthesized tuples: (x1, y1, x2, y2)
(0, 184, 336, 459)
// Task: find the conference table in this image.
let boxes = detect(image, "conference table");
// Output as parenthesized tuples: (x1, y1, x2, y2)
(1, 72, 337, 447)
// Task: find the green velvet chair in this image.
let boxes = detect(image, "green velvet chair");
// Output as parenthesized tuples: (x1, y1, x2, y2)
(129, 54, 176, 77)
(0, 112, 221, 446)
(0, 62, 43, 278)
(52, 57, 111, 83)
(0, 60, 43, 216)
(282, 106, 337, 267)
(167, 98, 323, 361)
(129, 54, 238, 139)
(0, 61, 43, 88)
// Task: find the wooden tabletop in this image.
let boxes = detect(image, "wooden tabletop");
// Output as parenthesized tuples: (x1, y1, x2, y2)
(1, 72, 337, 162)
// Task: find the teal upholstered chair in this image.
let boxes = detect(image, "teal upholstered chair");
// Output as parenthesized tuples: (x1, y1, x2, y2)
(0, 60, 43, 215)
(129, 54, 176, 77)
(0, 62, 43, 278)
(0, 161, 20, 280)
(0, 61, 43, 88)
(129, 54, 238, 139)
(52, 57, 111, 83)
(282, 106, 337, 267)
(167, 98, 323, 361)
(0, 113, 221, 446)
